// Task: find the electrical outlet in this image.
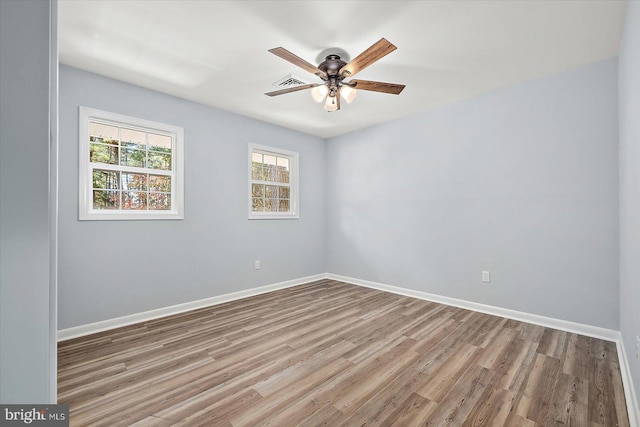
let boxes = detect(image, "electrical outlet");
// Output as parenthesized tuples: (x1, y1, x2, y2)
(482, 271, 491, 283)
(254, 260, 260, 270)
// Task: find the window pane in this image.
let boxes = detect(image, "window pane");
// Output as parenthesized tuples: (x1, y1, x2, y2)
(265, 185, 277, 198)
(263, 155, 277, 182)
(149, 175, 171, 192)
(120, 148, 146, 168)
(93, 170, 119, 189)
(148, 152, 172, 170)
(263, 164, 276, 181)
(252, 162, 263, 180)
(122, 173, 147, 191)
(278, 186, 290, 199)
(148, 133, 172, 153)
(277, 169, 289, 183)
(252, 184, 264, 197)
(148, 192, 171, 210)
(276, 157, 289, 182)
(251, 152, 262, 163)
(265, 198, 278, 212)
(120, 128, 146, 150)
(252, 197, 264, 212)
(122, 191, 147, 210)
(93, 190, 119, 209)
(278, 199, 290, 212)
(277, 157, 289, 170)
(90, 143, 119, 164)
(89, 122, 118, 145)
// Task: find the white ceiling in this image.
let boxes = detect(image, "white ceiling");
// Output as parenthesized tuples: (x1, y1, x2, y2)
(59, 1, 627, 139)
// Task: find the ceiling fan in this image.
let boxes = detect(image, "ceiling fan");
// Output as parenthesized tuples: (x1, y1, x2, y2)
(265, 38, 406, 112)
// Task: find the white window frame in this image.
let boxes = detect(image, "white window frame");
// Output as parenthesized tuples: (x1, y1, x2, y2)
(79, 106, 184, 220)
(248, 143, 299, 220)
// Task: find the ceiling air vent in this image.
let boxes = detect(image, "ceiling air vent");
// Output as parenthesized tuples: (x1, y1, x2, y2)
(272, 73, 308, 88)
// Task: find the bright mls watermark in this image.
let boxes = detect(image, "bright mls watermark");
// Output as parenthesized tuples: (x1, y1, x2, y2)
(1, 405, 68, 426)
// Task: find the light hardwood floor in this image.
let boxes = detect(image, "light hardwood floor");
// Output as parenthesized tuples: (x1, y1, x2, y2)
(58, 279, 630, 426)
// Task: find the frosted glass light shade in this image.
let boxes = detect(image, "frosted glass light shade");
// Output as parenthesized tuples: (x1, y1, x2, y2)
(324, 95, 338, 112)
(340, 85, 357, 103)
(311, 85, 329, 103)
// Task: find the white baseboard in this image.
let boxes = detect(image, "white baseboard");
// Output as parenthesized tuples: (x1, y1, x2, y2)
(57, 273, 327, 341)
(326, 273, 619, 342)
(60, 272, 619, 342)
(617, 335, 640, 427)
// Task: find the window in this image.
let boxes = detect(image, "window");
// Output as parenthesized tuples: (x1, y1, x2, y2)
(79, 106, 184, 220)
(248, 143, 299, 219)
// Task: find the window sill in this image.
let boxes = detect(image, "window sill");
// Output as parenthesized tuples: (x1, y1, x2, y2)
(79, 211, 184, 221)
(248, 213, 299, 220)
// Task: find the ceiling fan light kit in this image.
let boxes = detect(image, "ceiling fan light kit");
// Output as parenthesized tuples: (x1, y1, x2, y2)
(340, 85, 357, 104)
(265, 38, 406, 112)
(310, 84, 329, 102)
(324, 94, 339, 112)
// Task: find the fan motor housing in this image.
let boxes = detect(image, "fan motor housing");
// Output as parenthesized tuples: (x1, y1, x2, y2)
(318, 54, 347, 77)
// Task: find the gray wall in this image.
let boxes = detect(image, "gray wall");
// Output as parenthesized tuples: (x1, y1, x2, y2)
(619, 0, 640, 407)
(326, 58, 619, 329)
(0, 0, 57, 403)
(58, 66, 325, 329)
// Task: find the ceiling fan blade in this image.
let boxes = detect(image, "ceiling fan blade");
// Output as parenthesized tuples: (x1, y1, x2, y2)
(269, 47, 327, 78)
(265, 83, 318, 97)
(339, 38, 397, 77)
(350, 79, 406, 95)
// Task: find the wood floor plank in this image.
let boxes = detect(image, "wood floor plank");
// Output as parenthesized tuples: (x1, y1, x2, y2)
(476, 327, 519, 369)
(610, 360, 631, 426)
(380, 392, 438, 426)
(253, 339, 355, 397)
(229, 357, 353, 426)
(58, 280, 630, 426)
(417, 363, 494, 425)
(524, 353, 563, 424)
(462, 384, 516, 426)
(503, 414, 536, 427)
(549, 373, 589, 426)
(296, 404, 348, 427)
(537, 328, 570, 359)
(415, 342, 481, 402)
(332, 344, 420, 416)
(588, 357, 627, 426)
